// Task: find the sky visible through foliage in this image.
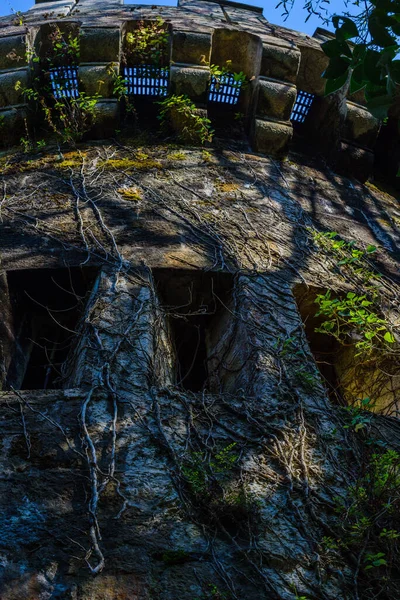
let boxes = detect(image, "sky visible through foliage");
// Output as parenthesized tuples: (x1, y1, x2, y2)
(0, 0, 349, 35)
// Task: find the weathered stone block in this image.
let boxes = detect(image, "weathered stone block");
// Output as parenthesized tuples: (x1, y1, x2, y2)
(210, 28, 262, 79)
(256, 77, 297, 122)
(169, 105, 209, 142)
(296, 45, 329, 96)
(251, 117, 293, 158)
(343, 101, 380, 148)
(336, 141, 374, 183)
(90, 99, 119, 139)
(29, 0, 75, 14)
(0, 105, 27, 148)
(261, 38, 300, 84)
(0, 35, 28, 70)
(172, 31, 212, 66)
(79, 63, 117, 98)
(0, 68, 29, 108)
(80, 27, 120, 63)
(170, 65, 209, 103)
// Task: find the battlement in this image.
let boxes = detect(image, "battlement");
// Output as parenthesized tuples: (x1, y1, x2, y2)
(0, 0, 386, 182)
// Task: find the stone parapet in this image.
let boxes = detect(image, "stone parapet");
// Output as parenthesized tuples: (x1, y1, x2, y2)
(0, 0, 394, 182)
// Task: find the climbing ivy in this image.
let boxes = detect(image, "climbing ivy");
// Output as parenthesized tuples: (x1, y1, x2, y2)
(315, 289, 395, 355)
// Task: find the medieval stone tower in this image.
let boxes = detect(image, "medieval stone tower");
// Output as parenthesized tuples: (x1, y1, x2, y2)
(0, 0, 400, 598)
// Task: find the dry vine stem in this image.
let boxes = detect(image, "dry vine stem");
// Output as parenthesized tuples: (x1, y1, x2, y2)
(0, 141, 400, 600)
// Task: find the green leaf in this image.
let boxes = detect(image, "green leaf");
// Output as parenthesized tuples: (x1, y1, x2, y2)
(369, 12, 397, 47)
(364, 49, 384, 84)
(324, 56, 351, 79)
(365, 331, 375, 340)
(333, 16, 359, 41)
(350, 68, 366, 95)
(366, 244, 377, 253)
(322, 39, 352, 59)
(352, 43, 367, 63)
(384, 331, 395, 343)
(366, 93, 394, 119)
(324, 71, 349, 95)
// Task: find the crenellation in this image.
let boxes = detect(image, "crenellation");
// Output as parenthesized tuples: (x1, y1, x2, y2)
(0, 0, 391, 178)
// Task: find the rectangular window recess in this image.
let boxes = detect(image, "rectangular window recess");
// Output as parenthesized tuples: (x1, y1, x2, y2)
(293, 284, 344, 405)
(291, 90, 315, 123)
(49, 66, 79, 99)
(6, 267, 97, 391)
(208, 74, 242, 105)
(124, 65, 169, 97)
(153, 269, 234, 393)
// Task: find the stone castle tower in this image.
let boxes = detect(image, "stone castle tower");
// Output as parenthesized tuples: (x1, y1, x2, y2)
(0, 0, 400, 598)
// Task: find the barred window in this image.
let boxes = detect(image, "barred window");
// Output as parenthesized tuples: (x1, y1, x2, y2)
(49, 66, 79, 99)
(208, 74, 242, 105)
(290, 90, 315, 123)
(124, 65, 169, 97)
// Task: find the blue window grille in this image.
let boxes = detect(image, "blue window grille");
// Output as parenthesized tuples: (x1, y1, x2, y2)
(124, 65, 169, 97)
(49, 66, 79, 99)
(291, 90, 314, 123)
(208, 74, 242, 105)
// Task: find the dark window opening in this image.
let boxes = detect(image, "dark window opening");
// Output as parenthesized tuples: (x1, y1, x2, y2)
(153, 270, 234, 393)
(49, 66, 79, 99)
(124, 65, 169, 97)
(293, 284, 344, 405)
(208, 74, 242, 106)
(6, 267, 97, 390)
(291, 90, 314, 124)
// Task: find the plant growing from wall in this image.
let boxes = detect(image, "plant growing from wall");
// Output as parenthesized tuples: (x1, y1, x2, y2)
(330, 447, 400, 593)
(123, 17, 169, 66)
(158, 95, 214, 145)
(210, 60, 247, 90)
(310, 230, 379, 288)
(15, 25, 102, 146)
(314, 289, 395, 355)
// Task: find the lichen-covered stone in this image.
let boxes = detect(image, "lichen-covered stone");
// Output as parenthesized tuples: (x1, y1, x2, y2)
(256, 77, 297, 121)
(251, 117, 293, 157)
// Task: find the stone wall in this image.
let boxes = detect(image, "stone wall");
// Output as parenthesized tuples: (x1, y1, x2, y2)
(0, 1, 400, 598)
(0, 140, 399, 599)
